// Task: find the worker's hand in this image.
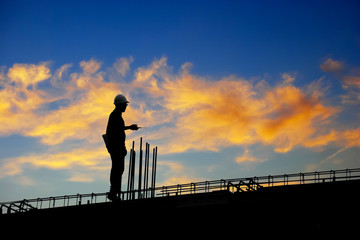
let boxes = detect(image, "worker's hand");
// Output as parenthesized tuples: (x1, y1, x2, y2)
(129, 124, 139, 131)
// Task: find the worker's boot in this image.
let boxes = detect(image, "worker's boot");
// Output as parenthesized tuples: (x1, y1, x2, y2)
(107, 187, 118, 201)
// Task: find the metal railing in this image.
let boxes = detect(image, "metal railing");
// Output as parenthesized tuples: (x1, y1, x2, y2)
(158, 168, 360, 196)
(1, 167, 360, 214)
(0, 192, 109, 214)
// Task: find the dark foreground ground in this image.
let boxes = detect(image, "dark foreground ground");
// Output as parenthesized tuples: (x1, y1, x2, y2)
(1, 180, 359, 238)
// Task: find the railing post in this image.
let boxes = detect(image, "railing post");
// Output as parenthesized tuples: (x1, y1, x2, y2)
(36, 198, 41, 209)
(346, 169, 351, 180)
(284, 174, 288, 185)
(162, 186, 166, 197)
(191, 182, 196, 194)
(76, 194, 82, 206)
(220, 179, 226, 190)
(91, 193, 95, 204)
(330, 170, 336, 182)
(268, 175, 273, 187)
(300, 173, 305, 184)
(254, 177, 259, 188)
(314, 171, 320, 183)
(177, 184, 182, 195)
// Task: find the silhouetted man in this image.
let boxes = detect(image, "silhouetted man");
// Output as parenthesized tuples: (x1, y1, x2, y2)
(105, 94, 139, 201)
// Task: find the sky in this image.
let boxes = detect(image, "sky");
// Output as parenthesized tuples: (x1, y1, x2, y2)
(0, 0, 359, 202)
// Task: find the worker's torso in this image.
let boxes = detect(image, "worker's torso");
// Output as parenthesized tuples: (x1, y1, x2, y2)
(106, 108, 126, 147)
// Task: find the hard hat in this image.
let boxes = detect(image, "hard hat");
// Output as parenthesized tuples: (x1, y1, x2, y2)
(114, 94, 129, 105)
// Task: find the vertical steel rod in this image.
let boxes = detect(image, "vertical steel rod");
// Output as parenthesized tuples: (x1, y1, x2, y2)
(131, 150, 136, 200)
(131, 141, 135, 200)
(127, 148, 133, 200)
(144, 143, 150, 198)
(153, 147, 158, 197)
(124, 139, 158, 200)
(127, 141, 135, 200)
(151, 147, 157, 198)
(138, 137, 143, 199)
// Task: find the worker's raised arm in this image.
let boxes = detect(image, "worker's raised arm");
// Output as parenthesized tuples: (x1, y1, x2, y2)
(125, 124, 140, 131)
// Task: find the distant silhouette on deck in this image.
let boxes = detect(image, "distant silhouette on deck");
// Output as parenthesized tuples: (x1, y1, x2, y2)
(104, 94, 139, 201)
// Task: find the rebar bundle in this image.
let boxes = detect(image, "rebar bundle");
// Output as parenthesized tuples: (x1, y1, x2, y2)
(126, 137, 158, 200)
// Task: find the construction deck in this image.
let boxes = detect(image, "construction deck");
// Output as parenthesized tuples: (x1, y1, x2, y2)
(1, 168, 359, 237)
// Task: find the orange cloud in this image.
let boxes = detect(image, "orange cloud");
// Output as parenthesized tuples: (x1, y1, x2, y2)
(27, 80, 119, 145)
(0, 146, 108, 178)
(304, 128, 360, 163)
(0, 57, 358, 180)
(0, 64, 49, 136)
(1, 59, 135, 145)
(306, 128, 360, 171)
(258, 85, 338, 152)
(0, 57, 345, 154)
(342, 128, 360, 148)
(134, 59, 339, 153)
(303, 131, 338, 148)
(7, 62, 51, 87)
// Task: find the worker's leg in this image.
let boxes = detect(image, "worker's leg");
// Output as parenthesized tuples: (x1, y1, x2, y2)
(109, 151, 125, 200)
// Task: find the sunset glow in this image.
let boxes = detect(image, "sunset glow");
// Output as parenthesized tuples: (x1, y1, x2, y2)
(1, 0, 359, 201)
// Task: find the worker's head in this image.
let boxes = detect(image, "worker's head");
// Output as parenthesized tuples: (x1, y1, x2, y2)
(114, 94, 129, 112)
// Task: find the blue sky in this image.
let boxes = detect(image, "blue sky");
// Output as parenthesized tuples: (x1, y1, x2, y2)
(1, 0, 359, 202)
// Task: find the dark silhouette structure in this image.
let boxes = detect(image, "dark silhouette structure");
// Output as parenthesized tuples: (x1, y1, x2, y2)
(104, 94, 139, 201)
(1, 168, 359, 237)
